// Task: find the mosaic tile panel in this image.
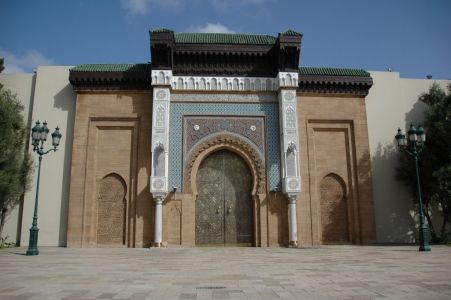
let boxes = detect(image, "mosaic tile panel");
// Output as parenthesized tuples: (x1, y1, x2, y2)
(184, 116, 265, 154)
(169, 103, 280, 192)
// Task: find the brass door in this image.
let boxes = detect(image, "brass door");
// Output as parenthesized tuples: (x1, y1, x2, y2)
(196, 150, 253, 246)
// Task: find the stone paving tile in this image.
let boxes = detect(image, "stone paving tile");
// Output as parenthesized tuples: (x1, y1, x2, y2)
(0, 246, 451, 299)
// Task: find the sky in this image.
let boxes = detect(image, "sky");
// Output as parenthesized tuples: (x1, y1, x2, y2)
(1, 0, 451, 79)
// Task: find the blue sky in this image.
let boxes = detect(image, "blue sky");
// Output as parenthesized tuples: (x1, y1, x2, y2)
(1, 0, 450, 79)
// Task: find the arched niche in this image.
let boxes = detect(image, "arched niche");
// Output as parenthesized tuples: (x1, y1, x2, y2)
(319, 173, 350, 244)
(153, 147, 165, 177)
(97, 173, 127, 246)
(286, 149, 297, 177)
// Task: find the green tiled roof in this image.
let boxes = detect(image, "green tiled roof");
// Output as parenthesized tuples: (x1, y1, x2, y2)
(299, 67, 370, 77)
(151, 28, 172, 33)
(71, 64, 151, 72)
(281, 29, 301, 36)
(174, 33, 277, 45)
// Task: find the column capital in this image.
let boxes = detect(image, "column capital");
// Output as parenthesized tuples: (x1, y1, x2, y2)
(153, 195, 165, 204)
(287, 194, 298, 204)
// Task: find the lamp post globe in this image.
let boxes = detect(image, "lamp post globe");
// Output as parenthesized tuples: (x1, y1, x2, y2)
(26, 121, 62, 256)
(395, 124, 431, 252)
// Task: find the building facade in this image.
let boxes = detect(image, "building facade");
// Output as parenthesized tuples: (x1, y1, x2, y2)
(65, 29, 375, 247)
(3, 29, 446, 248)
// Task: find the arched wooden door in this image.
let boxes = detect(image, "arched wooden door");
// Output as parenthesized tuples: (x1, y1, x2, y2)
(195, 150, 254, 246)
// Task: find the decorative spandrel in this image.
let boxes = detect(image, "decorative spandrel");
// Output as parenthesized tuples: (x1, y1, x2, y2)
(184, 116, 265, 155)
(196, 150, 253, 246)
(168, 102, 281, 192)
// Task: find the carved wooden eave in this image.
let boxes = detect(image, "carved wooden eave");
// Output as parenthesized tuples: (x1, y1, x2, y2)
(69, 68, 152, 91)
(298, 75, 373, 96)
(150, 29, 302, 77)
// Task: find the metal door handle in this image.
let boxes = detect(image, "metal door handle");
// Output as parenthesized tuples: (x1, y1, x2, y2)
(216, 206, 221, 214)
(227, 206, 232, 214)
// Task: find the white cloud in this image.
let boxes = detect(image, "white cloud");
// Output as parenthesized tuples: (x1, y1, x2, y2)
(210, 0, 268, 11)
(121, 0, 148, 15)
(0, 49, 54, 74)
(121, 0, 185, 15)
(186, 23, 235, 33)
(120, 0, 268, 15)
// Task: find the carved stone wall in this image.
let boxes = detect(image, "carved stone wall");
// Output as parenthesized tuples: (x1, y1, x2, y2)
(67, 93, 153, 248)
(320, 173, 349, 244)
(267, 192, 289, 245)
(97, 174, 127, 245)
(297, 94, 376, 246)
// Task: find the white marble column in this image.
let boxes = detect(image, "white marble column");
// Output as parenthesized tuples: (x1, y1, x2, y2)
(288, 195, 298, 247)
(153, 196, 164, 247)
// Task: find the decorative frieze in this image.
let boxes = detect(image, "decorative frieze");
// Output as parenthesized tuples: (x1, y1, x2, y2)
(277, 72, 299, 88)
(171, 93, 277, 103)
(152, 70, 173, 86)
(171, 76, 278, 91)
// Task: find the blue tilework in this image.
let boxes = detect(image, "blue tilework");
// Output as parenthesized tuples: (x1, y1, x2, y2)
(169, 103, 281, 192)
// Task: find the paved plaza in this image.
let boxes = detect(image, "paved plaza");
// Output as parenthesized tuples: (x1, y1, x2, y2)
(0, 245, 450, 300)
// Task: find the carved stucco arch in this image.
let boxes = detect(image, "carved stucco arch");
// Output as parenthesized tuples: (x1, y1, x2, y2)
(183, 132, 267, 196)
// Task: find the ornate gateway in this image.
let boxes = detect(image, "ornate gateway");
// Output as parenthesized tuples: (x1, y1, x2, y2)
(67, 28, 376, 248)
(195, 150, 254, 246)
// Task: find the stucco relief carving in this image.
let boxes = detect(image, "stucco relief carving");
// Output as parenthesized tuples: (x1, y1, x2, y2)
(285, 107, 296, 129)
(278, 83, 301, 196)
(183, 133, 267, 194)
(152, 70, 172, 86)
(171, 76, 278, 91)
(170, 93, 277, 103)
(97, 173, 126, 245)
(156, 90, 167, 100)
(155, 105, 166, 127)
(278, 72, 299, 87)
(151, 87, 170, 195)
(284, 91, 295, 101)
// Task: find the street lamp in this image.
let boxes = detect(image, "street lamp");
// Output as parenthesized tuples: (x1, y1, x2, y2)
(26, 121, 62, 256)
(395, 124, 431, 252)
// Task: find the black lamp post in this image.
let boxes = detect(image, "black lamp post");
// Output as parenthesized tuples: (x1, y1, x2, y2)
(26, 121, 62, 256)
(395, 124, 431, 252)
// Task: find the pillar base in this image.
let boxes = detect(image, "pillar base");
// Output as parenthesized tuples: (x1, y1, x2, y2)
(26, 227, 39, 256)
(288, 241, 299, 248)
(151, 242, 166, 248)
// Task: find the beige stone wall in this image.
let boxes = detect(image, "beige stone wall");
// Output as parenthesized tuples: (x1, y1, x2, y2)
(297, 93, 376, 245)
(0, 73, 35, 245)
(366, 72, 451, 243)
(67, 92, 153, 247)
(68, 90, 374, 248)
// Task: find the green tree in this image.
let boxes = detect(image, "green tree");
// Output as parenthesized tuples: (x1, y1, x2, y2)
(397, 83, 451, 242)
(0, 58, 33, 242)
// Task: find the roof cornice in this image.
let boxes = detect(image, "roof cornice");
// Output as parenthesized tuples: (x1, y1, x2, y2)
(69, 64, 152, 91)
